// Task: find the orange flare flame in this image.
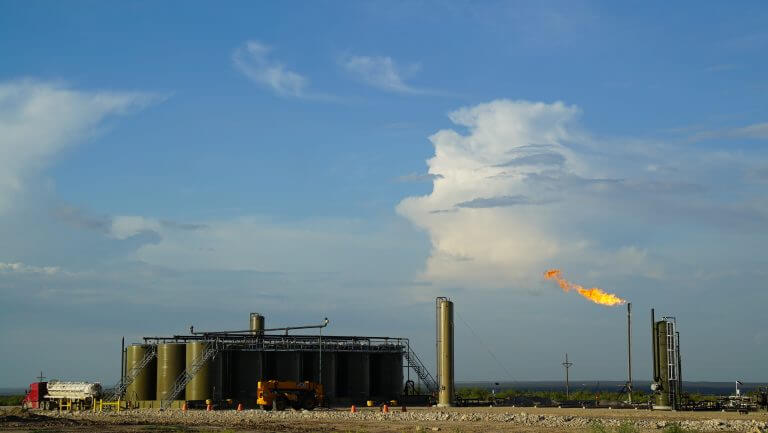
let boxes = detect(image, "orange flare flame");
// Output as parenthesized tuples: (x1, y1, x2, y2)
(544, 269, 626, 306)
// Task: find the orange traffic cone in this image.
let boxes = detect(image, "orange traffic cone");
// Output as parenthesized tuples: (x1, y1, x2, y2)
(237, 403, 243, 412)
(382, 404, 389, 413)
(206, 404, 212, 412)
(350, 405, 357, 413)
(181, 403, 188, 412)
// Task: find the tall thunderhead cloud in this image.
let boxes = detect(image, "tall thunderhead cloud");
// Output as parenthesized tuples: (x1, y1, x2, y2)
(397, 100, 586, 289)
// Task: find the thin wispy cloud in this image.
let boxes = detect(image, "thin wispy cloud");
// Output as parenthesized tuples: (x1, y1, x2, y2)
(688, 121, 768, 142)
(54, 205, 206, 237)
(0, 261, 62, 275)
(0, 80, 158, 215)
(495, 152, 566, 167)
(733, 122, 768, 139)
(108, 215, 206, 240)
(748, 165, 768, 182)
(395, 172, 443, 183)
(455, 195, 547, 208)
(342, 55, 426, 94)
(233, 40, 312, 98)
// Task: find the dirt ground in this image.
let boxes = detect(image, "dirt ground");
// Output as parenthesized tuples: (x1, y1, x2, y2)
(2, 405, 767, 433)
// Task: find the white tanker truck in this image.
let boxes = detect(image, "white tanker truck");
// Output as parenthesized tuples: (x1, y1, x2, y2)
(45, 381, 103, 399)
(23, 380, 103, 410)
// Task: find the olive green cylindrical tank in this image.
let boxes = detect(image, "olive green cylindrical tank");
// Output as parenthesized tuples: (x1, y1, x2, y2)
(437, 298, 454, 407)
(231, 351, 262, 400)
(250, 313, 264, 335)
(185, 342, 212, 401)
(125, 345, 157, 401)
(156, 343, 186, 401)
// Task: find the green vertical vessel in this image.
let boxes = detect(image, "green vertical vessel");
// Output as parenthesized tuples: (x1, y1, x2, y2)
(654, 320, 670, 408)
(125, 345, 157, 401)
(156, 343, 186, 401)
(185, 342, 212, 401)
(249, 313, 264, 335)
(651, 309, 681, 410)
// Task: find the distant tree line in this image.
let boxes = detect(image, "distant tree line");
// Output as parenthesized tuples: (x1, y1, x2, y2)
(0, 395, 24, 406)
(456, 386, 763, 403)
(456, 386, 647, 402)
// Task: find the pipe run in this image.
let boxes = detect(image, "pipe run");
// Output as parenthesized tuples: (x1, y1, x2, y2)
(192, 318, 329, 336)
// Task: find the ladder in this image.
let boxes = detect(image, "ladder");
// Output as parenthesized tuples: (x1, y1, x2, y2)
(665, 320, 678, 409)
(404, 347, 437, 394)
(160, 343, 220, 409)
(108, 345, 157, 401)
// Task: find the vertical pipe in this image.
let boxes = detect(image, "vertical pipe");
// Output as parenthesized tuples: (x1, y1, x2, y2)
(435, 298, 442, 394)
(627, 303, 632, 403)
(565, 353, 570, 398)
(122, 348, 127, 395)
(676, 331, 682, 409)
(437, 298, 454, 407)
(449, 302, 454, 404)
(120, 337, 125, 391)
(651, 309, 658, 382)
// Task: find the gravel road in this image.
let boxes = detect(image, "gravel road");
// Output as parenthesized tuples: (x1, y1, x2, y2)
(3, 406, 768, 433)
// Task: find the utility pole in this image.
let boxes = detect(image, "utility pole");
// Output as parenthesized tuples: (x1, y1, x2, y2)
(562, 353, 573, 399)
(120, 337, 125, 392)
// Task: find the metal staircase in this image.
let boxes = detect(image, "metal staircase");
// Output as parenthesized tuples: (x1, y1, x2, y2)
(108, 345, 157, 401)
(665, 320, 679, 409)
(404, 347, 437, 394)
(160, 343, 220, 409)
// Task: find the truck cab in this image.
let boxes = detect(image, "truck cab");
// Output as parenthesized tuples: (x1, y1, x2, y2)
(22, 382, 48, 409)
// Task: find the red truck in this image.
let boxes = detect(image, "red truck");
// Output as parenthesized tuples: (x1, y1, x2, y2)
(22, 382, 48, 409)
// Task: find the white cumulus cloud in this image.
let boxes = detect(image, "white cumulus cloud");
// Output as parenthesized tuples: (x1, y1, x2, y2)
(395, 99, 695, 290)
(397, 100, 585, 289)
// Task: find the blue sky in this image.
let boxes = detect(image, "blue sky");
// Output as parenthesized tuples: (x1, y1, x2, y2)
(1, 1, 767, 387)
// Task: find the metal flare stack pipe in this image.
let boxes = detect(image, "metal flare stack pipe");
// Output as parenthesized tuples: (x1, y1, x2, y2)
(436, 297, 454, 407)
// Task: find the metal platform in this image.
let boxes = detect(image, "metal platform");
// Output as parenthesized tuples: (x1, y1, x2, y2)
(142, 334, 408, 354)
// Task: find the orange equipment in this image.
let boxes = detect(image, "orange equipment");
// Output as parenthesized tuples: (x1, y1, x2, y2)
(256, 380, 323, 411)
